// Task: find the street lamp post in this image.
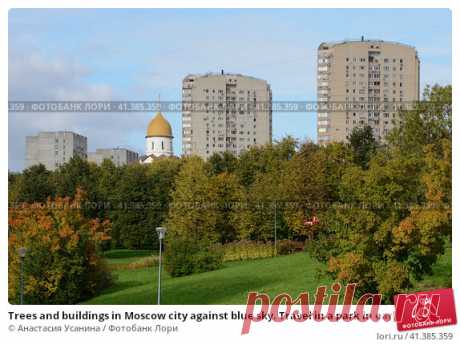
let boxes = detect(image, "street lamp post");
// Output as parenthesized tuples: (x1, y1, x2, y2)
(155, 227, 167, 305)
(18, 247, 27, 305)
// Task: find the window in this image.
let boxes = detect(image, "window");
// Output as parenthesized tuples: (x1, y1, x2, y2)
(161, 141, 164, 150)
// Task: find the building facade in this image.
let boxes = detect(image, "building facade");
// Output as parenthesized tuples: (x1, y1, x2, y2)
(182, 72, 272, 159)
(316, 38, 420, 144)
(25, 131, 87, 171)
(88, 148, 139, 166)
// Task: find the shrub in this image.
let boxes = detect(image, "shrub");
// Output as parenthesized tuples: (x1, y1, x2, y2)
(103, 249, 154, 259)
(8, 190, 112, 304)
(277, 240, 304, 255)
(164, 238, 223, 277)
(108, 256, 158, 271)
(222, 240, 274, 261)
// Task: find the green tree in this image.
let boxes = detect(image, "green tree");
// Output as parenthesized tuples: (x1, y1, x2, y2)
(316, 137, 450, 300)
(97, 159, 120, 204)
(212, 172, 246, 243)
(310, 83, 452, 300)
(104, 159, 181, 250)
(166, 156, 219, 242)
(93, 159, 122, 248)
(348, 125, 378, 169)
(281, 142, 329, 241)
(388, 85, 452, 154)
(235, 138, 297, 241)
(207, 151, 237, 175)
(241, 170, 282, 241)
(110, 164, 155, 249)
(165, 157, 223, 276)
(145, 157, 182, 241)
(53, 156, 101, 219)
(235, 137, 297, 188)
(54, 156, 96, 197)
(9, 164, 55, 203)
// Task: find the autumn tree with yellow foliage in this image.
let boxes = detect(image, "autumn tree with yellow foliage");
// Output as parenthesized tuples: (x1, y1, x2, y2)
(8, 189, 112, 304)
(312, 85, 451, 300)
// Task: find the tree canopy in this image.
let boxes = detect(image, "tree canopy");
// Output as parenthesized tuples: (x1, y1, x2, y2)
(9, 85, 452, 297)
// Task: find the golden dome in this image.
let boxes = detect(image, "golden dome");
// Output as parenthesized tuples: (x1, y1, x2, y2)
(146, 112, 173, 138)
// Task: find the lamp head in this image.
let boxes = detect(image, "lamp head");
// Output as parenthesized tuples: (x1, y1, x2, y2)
(18, 247, 27, 258)
(156, 227, 167, 240)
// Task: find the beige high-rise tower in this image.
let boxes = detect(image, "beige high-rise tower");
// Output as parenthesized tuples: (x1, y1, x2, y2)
(182, 72, 272, 159)
(316, 38, 420, 144)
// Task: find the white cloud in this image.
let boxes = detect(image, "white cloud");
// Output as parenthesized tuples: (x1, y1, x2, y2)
(8, 50, 149, 171)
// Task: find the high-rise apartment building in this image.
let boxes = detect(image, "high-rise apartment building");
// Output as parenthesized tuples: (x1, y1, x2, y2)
(88, 148, 139, 166)
(25, 131, 87, 171)
(316, 38, 420, 144)
(182, 72, 272, 158)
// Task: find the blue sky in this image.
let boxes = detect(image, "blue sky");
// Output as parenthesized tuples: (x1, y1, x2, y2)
(8, 8, 452, 171)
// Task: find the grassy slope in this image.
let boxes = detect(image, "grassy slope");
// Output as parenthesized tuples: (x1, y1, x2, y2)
(412, 245, 452, 292)
(84, 247, 452, 305)
(84, 252, 330, 305)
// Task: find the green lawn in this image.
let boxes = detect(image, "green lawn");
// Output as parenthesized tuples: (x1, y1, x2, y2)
(84, 247, 451, 305)
(412, 245, 452, 292)
(84, 252, 330, 305)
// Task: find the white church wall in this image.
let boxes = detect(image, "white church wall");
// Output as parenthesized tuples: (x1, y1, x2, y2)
(145, 136, 173, 157)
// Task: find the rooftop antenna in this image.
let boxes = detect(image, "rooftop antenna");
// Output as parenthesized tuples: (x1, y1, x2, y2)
(157, 94, 161, 112)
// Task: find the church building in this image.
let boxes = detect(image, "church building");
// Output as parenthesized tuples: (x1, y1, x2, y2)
(140, 111, 174, 164)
